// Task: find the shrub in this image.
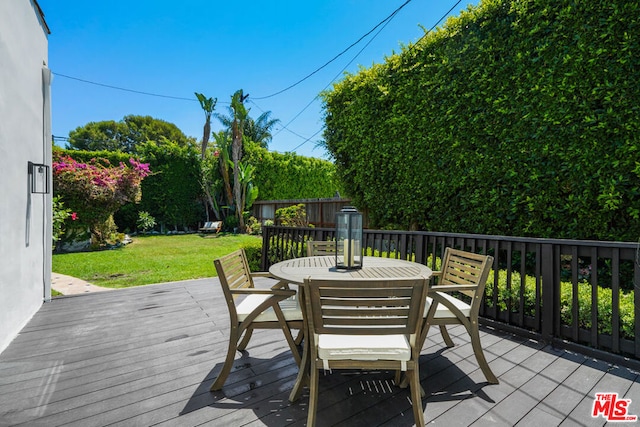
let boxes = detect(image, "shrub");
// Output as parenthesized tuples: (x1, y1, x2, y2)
(52, 196, 77, 251)
(276, 204, 310, 227)
(245, 216, 262, 235)
(137, 211, 157, 232)
(242, 239, 263, 271)
(485, 270, 634, 340)
(52, 154, 150, 247)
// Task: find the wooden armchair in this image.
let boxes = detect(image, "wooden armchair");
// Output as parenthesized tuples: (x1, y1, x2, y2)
(302, 276, 430, 427)
(210, 249, 303, 391)
(420, 247, 498, 384)
(306, 240, 337, 257)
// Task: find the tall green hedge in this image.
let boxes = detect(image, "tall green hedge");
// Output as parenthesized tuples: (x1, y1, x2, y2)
(244, 143, 340, 200)
(322, 0, 640, 241)
(135, 141, 203, 230)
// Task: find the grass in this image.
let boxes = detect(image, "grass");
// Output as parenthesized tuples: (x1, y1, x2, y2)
(52, 233, 261, 288)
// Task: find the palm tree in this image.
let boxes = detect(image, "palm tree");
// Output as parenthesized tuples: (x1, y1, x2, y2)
(244, 111, 280, 149)
(195, 92, 219, 220)
(195, 93, 217, 159)
(229, 90, 249, 232)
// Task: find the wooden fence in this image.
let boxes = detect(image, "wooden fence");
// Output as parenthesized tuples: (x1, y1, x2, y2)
(252, 198, 370, 228)
(261, 226, 640, 370)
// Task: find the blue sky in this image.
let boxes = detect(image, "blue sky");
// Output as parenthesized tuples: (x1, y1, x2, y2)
(39, 0, 479, 158)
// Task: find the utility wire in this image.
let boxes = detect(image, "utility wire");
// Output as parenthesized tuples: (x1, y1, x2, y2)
(53, 72, 200, 102)
(252, 0, 414, 100)
(413, 0, 462, 47)
(290, 128, 323, 152)
(272, 3, 401, 142)
(263, 0, 459, 151)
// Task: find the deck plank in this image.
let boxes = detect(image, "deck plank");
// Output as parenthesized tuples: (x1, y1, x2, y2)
(1, 279, 638, 426)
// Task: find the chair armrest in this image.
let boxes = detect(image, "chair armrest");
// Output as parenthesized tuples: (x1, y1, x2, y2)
(250, 272, 293, 290)
(428, 284, 477, 293)
(251, 272, 274, 278)
(230, 288, 297, 297)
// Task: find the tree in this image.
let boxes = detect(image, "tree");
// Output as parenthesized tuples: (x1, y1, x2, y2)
(195, 93, 217, 159)
(229, 90, 250, 232)
(67, 115, 194, 153)
(66, 120, 126, 152)
(195, 93, 220, 220)
(243, 111, 280, 149)
(213, 130, 234, 209)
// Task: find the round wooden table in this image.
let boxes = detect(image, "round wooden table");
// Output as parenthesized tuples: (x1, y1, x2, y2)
(269, 255, 432, 284)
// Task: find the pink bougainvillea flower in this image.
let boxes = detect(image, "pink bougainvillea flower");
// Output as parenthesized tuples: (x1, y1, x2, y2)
(71, 212, 78, 221)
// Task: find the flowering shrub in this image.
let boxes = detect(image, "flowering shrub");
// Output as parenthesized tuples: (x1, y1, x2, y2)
(52, 196, 77, 251)
(52, 155, 150, 247)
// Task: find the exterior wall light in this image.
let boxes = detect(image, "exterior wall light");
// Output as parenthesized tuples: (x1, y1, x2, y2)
(28, 161, 50, 194)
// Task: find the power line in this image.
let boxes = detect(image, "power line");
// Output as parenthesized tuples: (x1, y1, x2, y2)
(413, 0, 463, 47)
(53, 72, 200, 102)
(263, 0, 458, 151)
(273, 4, 400, 142)
(252, 0, 414, 100)
(290, 128, 323, 152)
(250, 0, 404, 150)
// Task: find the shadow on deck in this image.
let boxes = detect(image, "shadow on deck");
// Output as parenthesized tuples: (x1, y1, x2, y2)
(0, 279, 638, 426)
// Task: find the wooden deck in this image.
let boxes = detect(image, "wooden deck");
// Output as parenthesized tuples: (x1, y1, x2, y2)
(1, 279, 638, 426)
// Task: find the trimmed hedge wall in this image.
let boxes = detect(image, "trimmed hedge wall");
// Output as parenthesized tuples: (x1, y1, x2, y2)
(244, 143, 340, 200)
(322, 0, 640, 241)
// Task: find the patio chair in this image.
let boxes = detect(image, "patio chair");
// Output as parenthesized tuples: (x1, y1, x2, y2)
(210, 249, 303, 391)
(302, 276, 429, 427)
(420, 248, 498, 384)
(199, 220, 222, 233)
(306, 240, 336, 256)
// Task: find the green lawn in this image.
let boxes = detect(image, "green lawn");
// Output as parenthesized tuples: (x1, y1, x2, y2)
(52, 234, 261, 288)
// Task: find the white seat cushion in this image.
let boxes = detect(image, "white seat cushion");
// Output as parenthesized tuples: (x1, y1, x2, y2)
(236, 294, 303, 322)
(424, 292, 471, 319)
(317, 334, 411, 361)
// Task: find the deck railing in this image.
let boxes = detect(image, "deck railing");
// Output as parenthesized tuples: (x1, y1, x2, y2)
(261, 226, 640, 369)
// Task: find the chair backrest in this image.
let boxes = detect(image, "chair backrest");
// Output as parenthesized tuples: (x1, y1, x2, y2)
(303, 277, 429, 336)
(439, 248, 493, 300)
(214, 249, 254, 303)
(306, 240, 337, 257)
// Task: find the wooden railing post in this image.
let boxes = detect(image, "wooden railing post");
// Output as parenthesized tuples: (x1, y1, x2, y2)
(540, 243, 555, 342)
(261, 226, 271, 270)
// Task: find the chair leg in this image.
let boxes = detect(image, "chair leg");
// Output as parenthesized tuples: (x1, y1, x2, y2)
(398, 371, 426, 398)
(439, 325, 455, 347)
(468, 322, 499, 384)
(281, 326, 302, 366)
(294, 328, 304, 345)
(289, 332, 310, 402)
(409, 367, 425, 427)
(211, 329, 240, 391)
(306, 362, 320, 427)
(237, 328, 253, 351)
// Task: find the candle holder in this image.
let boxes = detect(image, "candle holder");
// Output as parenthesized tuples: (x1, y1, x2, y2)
(335, 206, 363, 270)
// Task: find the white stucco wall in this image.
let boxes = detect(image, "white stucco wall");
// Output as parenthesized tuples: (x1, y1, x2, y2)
(0, 0, 51, 353)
